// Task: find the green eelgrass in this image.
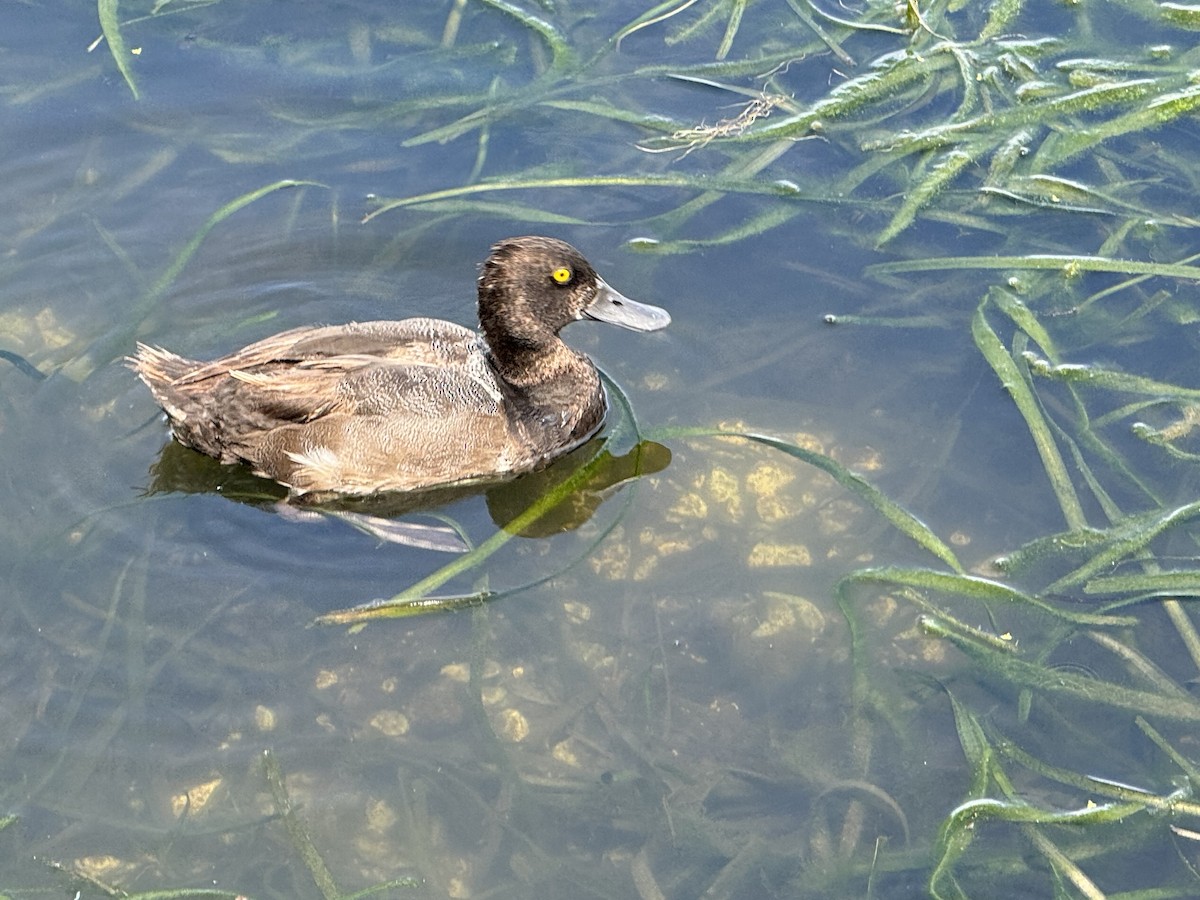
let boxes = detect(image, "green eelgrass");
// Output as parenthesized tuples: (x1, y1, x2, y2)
(97, 0, 138, 100)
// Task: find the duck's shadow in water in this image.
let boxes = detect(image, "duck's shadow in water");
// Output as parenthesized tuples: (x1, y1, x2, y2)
(144, 437, 671, 550)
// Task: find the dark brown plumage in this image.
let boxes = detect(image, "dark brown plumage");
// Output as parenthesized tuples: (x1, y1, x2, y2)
(130, 236, 670, 497)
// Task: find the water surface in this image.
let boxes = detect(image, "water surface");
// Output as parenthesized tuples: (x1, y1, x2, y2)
(3, 2, 1200, 898)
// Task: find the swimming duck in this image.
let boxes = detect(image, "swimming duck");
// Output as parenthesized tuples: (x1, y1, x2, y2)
(130, 235, 670, 497)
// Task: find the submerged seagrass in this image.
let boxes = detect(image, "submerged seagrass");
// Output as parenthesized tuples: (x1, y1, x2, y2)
(130, 236, 669, 496)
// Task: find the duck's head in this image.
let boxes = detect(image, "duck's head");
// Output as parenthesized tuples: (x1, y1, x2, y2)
(477, 236, 670, 356)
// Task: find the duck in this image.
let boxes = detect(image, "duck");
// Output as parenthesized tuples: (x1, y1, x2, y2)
(130, 235, 670, 497)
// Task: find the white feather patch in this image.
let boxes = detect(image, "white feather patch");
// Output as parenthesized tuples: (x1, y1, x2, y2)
(285, 446, 343, 486)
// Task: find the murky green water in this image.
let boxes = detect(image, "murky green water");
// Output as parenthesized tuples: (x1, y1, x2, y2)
(4, 2, 1200, 898)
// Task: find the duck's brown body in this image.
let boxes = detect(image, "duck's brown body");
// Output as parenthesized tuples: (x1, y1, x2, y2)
(130, 236, 669, 497)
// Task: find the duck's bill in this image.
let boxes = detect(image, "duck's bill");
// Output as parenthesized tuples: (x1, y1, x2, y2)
(583, 279, 671, 332)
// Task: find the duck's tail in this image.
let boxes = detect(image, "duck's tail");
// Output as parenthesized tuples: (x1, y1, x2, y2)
(129, 342, 250, 465)
(127, 342, 199, 386)
(127, 342, 209, 429)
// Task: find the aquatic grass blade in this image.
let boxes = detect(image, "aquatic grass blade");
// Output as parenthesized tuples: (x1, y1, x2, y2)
(314, 441, 652, 622)
(1026, 357, 1200, 403)
(629, 204, 806, 253)
(870, 254, 1200, 280)
(362, 173, 832, 223)
(846, 566, 1136, 627)
(477, 0, 576, 71)
(262, 750, 341, 900)
(1045, 499, 1200, 593)
(404, 199, 597, 225)
(1135, 716, 1200, 787)
(972, 296, 1086, 530)
(1035, 80, 1200, 167)
(920, 614, 1200, 721)
(930, 796, 1148, 900)
(990, 291, 1059, 361)
(97, 0, 139, 100)
(1084, 571, 1200, 596)
(145, 179, 326, 310)
(942, 688, 993, 791)
(612, 0, 703, 48)
(716, 0, 748, 60)
(876, 146, 979, 247)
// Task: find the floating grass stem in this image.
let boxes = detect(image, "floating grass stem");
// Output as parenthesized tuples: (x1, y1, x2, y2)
(920, 614, 1200, 722)
(930, 796, 1148, 900)
(845, 566, 1135, 627)
(613, 0, 704, 49)
(972, 298, 1086, 531)
(1045, 499, 1200, 594)
(979, 0, 1025, 39)
(716, 0, 748, 60)
(1036, 79, 1200, 166)
(1161, 2, 1200, 28)
(477, 0, 576, 71)
(96, 0, 139, 100)
(869, 253, 1200, 280)
(363, 170, 825, 223)
(1025, 357, 1200, 403)
(1084, 571, 1200, 596)
(318, 376, 646, 622)
(749, 48, 952, 141)
(441, 0, 469, 46)
(783, 0, 855, 65)
(876, 144, 981, 246)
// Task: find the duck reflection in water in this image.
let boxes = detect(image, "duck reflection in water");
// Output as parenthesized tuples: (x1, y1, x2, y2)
(144, 436, 671, 551)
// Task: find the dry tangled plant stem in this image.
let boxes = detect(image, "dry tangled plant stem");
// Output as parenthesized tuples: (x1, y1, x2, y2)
(638, 92, 789, 156)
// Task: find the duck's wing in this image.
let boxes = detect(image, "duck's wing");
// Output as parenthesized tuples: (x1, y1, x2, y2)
(132, 319, 515, 481)
(170, 319, 479, 386)
(290, 319, 479, 366)
(192, 320, 501, 424)
(246, 363, 521, 495)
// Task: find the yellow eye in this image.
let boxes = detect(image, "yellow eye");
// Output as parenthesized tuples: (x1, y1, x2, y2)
(551, 266, 573, 284)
